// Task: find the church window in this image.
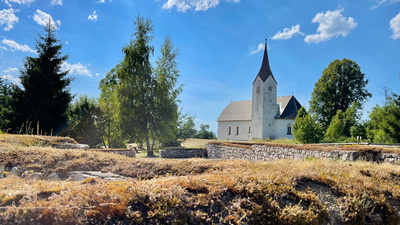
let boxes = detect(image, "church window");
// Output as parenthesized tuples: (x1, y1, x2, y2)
(268, 86, 272, 91)
(256, 86, 260, 94)
(287, 124, 292, 135)
(236, 126, 239, 135)
(228, 127, 231, 135)
(248, 126, 251, 133)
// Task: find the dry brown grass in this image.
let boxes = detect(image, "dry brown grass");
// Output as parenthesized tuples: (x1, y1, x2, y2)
(0, 134, 77, 147)
(0, 135, 400, 224)
(181, 138, 217, 149)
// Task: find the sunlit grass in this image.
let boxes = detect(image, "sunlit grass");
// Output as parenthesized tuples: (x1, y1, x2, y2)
(1, 135, 400, 224)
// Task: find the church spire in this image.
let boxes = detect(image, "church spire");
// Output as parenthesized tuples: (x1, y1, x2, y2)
(254, 38, 277, 84)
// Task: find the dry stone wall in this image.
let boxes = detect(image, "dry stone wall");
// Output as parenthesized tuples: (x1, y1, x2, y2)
(90, 149, 136, 158)
(159, 147, 207, 158)
(206, 143, 400, 164)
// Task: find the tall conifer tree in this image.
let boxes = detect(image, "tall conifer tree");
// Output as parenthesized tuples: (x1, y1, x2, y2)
(12, 20, 72, 134)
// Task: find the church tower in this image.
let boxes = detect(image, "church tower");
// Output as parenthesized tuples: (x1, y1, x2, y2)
(251, 39, 279, 140)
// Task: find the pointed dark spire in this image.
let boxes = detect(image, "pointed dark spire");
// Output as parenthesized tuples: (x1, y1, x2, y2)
(254, 38, 277, 84)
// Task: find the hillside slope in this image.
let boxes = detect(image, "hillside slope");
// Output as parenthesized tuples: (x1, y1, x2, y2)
(0, 136, 399, 224)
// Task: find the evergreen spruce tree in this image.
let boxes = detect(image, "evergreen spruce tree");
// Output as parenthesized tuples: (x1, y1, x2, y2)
(12, 20, 72, 135)
(0, 78, 14, 131)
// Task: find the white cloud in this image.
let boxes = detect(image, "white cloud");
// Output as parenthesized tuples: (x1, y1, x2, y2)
(4, 0, 34, 6)
(161, 0, 240, 12)
(61, 62, 93, 77)
(250, 43, 264, 54)
(33, 9, 60, 29)
(96, 0, 111, 3)
(3, 67, 18, 73)
(304, 8, 357, 44)
(1, 74, 20, 85)
(2, 39, 36, 53)
(371, 0, 400, 9)
(65, 41, 68, 45)
(50, 0, 62, 6)
(390, 12, 400, 39)
(271, 24, 304, 40)
(1, 67, 20, 84)
(88, 10, 97, 21)
(0, 8, 19, 31)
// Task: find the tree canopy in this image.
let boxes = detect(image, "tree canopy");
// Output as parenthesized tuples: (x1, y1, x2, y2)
(98, 66, 126, 148)
(193, 124, 216, 140)
(0, 78, 14, 131)
(114, 16, 182, 156)
(64, 95, 102, 147)
(367, 94, 400, 143)
(310, 58, 371, 130)
(293, 107, 323, 144)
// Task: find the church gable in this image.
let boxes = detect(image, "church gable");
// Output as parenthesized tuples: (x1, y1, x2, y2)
(277, 96, 302, 119)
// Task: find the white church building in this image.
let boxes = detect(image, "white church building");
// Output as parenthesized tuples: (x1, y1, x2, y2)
(217, 39, 302, 141)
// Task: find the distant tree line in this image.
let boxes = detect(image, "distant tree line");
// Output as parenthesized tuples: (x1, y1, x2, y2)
(0, 17, 215, 157)
(294, 58, 400, 144)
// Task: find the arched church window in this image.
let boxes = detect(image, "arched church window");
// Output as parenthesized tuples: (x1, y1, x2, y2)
(256, 87, 260, 94)
(268, 86, 272, 91)
(287, 123, 292, 135)
(236, 126, 239, 135)
(228, 126, 231, 135)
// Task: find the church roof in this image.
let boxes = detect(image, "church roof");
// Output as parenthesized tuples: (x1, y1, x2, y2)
(217, 96, 302, 122)
(217, 100, 252, 121)
(278, 95, 302, 119)
(253, 39, 277, 84)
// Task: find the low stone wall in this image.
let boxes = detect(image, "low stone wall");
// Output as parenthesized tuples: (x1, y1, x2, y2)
(54, 143, 89, 150)
(159, 147, 207, 159)
(90, 149, 136, 158)
(206, 143, 400, 164)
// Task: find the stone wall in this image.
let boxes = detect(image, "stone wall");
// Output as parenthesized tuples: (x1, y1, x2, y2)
(90, 149, 136, 158)
(206, 143, 400, 164)
(159, 147, 207, 159)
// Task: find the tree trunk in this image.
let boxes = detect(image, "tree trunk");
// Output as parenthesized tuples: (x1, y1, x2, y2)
(146, 130, 153, 157)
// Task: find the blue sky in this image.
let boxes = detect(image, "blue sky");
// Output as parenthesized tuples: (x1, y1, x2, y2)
(0, 0, 400, 134)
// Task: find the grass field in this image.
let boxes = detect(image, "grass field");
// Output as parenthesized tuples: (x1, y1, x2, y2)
(1, 135, 400, 224)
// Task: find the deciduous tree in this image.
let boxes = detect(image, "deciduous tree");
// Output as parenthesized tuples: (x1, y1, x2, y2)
(293, 107, 323, 144)
(98, 66, 125, 148)
(367, 95, 400, 143)
(116, 16, 182, 156)
(193, 124, 216, 140)
(65, 95, 102, 147)
(310, 59, 371, 130)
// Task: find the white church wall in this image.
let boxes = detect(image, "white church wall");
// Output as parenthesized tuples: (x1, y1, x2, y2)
(218, 120, 252, 141)
(274, 119, 295, 139)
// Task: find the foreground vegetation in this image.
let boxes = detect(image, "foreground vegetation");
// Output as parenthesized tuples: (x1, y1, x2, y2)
(0, 136, 399, 224)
